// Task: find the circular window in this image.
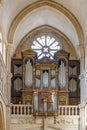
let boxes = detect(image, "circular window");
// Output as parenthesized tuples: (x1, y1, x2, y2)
(31, 35, 61, 59)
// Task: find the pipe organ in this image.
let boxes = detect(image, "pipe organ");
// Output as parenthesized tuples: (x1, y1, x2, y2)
(11, 49, 80, 116)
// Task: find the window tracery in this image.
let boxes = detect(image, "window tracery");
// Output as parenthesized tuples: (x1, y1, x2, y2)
(31, 35, 61, 59)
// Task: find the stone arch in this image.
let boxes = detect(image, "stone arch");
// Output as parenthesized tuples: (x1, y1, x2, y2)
(7, 0, 84, 45)
(15, 25, 78, 60)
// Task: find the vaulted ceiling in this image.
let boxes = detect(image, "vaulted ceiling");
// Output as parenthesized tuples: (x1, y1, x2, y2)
(0, 0, 86, 58)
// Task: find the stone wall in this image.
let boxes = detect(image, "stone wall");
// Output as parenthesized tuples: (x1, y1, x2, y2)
(10, 115, 79, 130)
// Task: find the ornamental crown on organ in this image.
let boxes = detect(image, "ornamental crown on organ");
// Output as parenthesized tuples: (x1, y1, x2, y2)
(11, 48, 80, 116)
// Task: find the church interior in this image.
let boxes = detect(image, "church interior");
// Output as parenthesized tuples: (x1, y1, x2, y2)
(0, 0, 87, 130)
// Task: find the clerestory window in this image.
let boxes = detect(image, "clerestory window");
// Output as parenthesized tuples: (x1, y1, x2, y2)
(31, 35, 61, 59)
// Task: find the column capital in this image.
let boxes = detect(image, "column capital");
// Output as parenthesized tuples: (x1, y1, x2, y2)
(6, 43, 14, 56)
(79, 72, 85, 79)
(6, 43, 14, 50)
(78, 103, 85, 109)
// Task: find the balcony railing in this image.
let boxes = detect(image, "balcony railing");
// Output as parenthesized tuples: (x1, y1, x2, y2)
(10, 104, 79, 116)
(10, 104, 33, 115)
(58, 105, 79, 116)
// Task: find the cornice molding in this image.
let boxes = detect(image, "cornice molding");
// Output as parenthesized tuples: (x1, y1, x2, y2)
(7, 0, 84, 45)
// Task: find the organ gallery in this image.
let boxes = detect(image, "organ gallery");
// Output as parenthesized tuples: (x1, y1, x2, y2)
(11, 35, 80, 116)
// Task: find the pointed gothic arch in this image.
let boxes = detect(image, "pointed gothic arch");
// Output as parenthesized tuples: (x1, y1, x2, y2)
(7, 0, 84, 46)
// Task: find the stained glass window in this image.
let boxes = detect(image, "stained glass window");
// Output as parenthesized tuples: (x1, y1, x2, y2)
(31, 35, 60, 59)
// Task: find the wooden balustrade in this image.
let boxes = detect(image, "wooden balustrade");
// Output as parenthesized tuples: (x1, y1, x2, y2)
(10, 104, 79, 116)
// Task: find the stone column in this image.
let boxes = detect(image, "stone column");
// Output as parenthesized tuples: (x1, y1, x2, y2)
(79, 73, 85, 103)
(84, 42, 87, 106)
(79, 103, 86, 130)
(84, 39, 87, 68)
(79, 44, 86, 104)
(6, 43, 14, 130)
(79, 66, 87, 103)
(6, 43, 14, 103)
(84, 68, 87, 101)
(85, 101, 87, 130)
(79, 44, 85, 73)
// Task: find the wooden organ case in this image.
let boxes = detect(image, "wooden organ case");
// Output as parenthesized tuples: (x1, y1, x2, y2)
(11, 49, 80, 116)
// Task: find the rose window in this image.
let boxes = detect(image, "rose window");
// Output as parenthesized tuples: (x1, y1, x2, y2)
(31, 35, 61, 59)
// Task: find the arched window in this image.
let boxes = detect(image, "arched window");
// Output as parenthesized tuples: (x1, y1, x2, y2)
(0, 32, 2, 54)
(31, 35, 61, 59)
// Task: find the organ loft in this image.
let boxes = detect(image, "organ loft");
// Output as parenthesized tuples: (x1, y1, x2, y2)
(11, 48, 80, 116)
